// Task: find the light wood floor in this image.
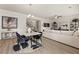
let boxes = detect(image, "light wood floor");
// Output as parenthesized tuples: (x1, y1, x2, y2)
(0, 37, 79, 54)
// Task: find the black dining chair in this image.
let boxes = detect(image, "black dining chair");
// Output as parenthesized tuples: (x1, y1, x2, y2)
(15, 32, 29, 49)
(13, 32, 21, 51)
(31, 32, 42, 49)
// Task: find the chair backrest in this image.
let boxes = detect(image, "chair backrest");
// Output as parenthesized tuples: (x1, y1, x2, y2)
(16, 32, 21, 38)
(16, 32, 22, 44)
(33, 35, 40, 39)
(39, 32, 42, 36)
(16, 32, 29, 44)
(33, 32, 42, 39)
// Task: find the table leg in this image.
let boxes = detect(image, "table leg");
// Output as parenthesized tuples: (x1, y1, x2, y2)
(30, 37, 33, 48)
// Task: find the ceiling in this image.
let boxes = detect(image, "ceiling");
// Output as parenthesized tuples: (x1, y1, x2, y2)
(0, 4, 79, 18)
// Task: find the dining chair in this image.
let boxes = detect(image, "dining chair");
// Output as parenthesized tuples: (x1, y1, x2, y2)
(16, 32, 29, 49)
(13, 32, 21, 51)
(31, 32, 42, 49)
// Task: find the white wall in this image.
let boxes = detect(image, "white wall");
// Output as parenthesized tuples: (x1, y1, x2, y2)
(0, 9, 27, 39)
(27, 16, 52, 32)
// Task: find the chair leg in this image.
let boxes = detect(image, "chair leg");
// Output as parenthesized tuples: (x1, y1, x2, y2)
(36, 39, 42, 46)
(40, 37, 42, 43)
(35, 39, 38, 46)
(39, 37, 42, 46)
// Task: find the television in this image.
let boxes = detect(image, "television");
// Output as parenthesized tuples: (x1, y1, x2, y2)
(44, 23, 50, 27)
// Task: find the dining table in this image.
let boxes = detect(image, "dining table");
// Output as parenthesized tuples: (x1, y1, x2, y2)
(21, 32, 42, 48)
(23, 32, 41, 36)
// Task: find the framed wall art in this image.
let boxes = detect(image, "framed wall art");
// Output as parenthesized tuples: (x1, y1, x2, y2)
(2, 16, 18, 30)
